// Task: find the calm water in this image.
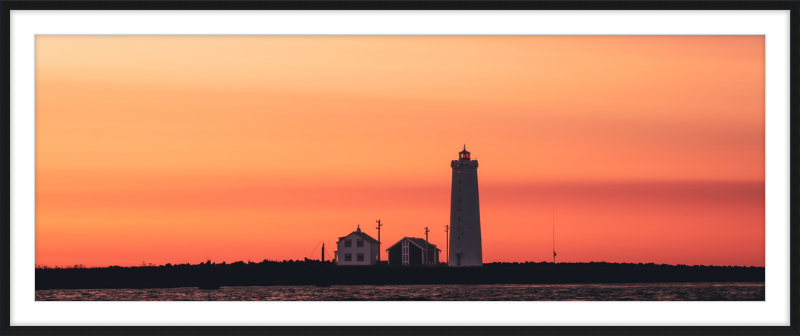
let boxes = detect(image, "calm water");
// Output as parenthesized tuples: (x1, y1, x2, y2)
(36, 282, 763, 301)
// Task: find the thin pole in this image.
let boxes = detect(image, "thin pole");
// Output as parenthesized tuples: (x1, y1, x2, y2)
(553, 207, 556, 264)
(375, 219, 382, 262)
(445, 225, 449, 265)
(424, 227, 430, 265)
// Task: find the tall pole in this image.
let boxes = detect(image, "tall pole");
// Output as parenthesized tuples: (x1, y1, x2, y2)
(444, 225, 449, 265)
(553, 207, 556, 264)
(375, 219, 382, 262)
(321, 243, 324, 263)
(424, 227, 430, 265)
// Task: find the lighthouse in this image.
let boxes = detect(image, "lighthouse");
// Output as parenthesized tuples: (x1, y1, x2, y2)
(448, 145, 483, 267)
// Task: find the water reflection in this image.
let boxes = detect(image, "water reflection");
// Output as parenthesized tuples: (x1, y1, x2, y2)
(36, 282, 764, 301)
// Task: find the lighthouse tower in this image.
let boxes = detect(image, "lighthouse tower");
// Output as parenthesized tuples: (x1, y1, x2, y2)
(448, 145, 482, 267)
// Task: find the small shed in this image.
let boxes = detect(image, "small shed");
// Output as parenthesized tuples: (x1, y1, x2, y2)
(386, 237, 440, 266)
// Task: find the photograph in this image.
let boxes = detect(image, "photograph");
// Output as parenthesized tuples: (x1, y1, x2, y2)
(33, 35, 766, 301)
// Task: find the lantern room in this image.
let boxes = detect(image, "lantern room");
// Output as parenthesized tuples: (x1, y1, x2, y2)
(459, 145, 471, 160)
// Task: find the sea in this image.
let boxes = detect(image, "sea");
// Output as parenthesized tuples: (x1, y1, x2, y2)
(36, 282, 764, 301)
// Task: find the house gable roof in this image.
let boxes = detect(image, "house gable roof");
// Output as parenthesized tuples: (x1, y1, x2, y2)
(337, 230, 380, 245)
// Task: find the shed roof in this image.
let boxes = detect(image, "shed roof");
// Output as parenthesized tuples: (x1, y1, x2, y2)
(386, 237, 441, 252)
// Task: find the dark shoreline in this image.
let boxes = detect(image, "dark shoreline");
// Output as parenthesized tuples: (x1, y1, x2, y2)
(35, 261, 765, 290)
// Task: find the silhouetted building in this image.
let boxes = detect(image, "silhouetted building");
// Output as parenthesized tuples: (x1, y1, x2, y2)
(334, 226, 380, 266)
(386, 237, 440, 266)
(449, 145, 483, 267)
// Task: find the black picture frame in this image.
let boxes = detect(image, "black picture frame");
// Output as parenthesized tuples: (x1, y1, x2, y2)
(2, 1, 798, 335)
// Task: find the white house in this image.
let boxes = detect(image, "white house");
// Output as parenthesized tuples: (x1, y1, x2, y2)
(335, 225, 381, 266)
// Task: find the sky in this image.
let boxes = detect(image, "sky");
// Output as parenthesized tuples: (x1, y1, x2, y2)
(35, 35, 765, 267)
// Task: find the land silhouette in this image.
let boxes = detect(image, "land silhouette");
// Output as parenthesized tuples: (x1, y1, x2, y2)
(35, 260, 764, 290)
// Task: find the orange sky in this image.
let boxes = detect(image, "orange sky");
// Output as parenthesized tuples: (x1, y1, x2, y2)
(34, 36, 765, 267)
